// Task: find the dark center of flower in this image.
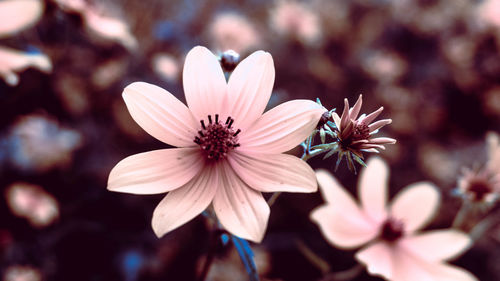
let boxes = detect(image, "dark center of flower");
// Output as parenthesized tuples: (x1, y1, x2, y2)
(193, 114, 240, 161)
(467, 179, 493, 202)
(352, 121, 370, 141)
(379, 217, 405, 242)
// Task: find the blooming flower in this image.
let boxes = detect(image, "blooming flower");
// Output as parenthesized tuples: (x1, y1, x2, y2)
(0, 0, 52, 86)
(108, 46, 323, 242)
(457, 132, 500, 205)
(330, 95, 396, 170)
(310, 157, 477, 281)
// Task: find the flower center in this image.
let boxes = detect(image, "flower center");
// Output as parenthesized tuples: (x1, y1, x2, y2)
(352, 120, 370, 141)
(467, 179, 493, 202)
(379, 217, 405, 242)
(193, 114, 241, 161)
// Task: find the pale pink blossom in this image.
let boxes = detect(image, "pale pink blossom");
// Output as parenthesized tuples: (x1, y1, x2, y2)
(5, 182, 59, 228)
(108, 46, 323, 242)
(0, 0, 51, 86)
(311, 157, 477, 281)
(208, 12, 262, 54)
(3, 265, 42, 281)
(270, 0, 322, 46)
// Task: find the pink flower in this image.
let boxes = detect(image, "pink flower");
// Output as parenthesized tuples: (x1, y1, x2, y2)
(108, 46, 323, 242)
(311, 157, 477, 281)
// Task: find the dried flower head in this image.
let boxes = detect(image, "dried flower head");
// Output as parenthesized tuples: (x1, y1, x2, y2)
(456, 132, 500, 205)
(328, 95, 396, 171)
(311, 158, 477, 281)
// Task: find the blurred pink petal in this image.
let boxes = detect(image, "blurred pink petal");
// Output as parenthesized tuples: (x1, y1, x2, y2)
(213, 162, 270, 242)
(109, 46, 321, 242)
(390, 182, 440, 232)
(152, 164, 218, 237)
(355, 242, 394, 279)
(401, 230, 472, 262)
(359, 157, 388, 223)
(183, 46, 227, 121)
(107, 148, 203, 194)
(228, 151, 316, 193)
(5, 182, 59, 228)
(4, 265, 42, 281)
(311, 205, 378, 249)
(226, 50, 275, 130)
(83, 9, 137, 50)
(123, 82, 198, 147)
(0, 47, 52, 86)
(239, 100, 324, 153)
(0, 0, 42, 38)
(486, 131, 500, 172)
(208, 12, 262, 54)
(311, 157, 477, 280)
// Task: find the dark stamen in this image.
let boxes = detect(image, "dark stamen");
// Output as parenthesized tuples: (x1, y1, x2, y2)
(228, 119, 234, 128)
(234, 129, 241, 136)
(198, 131, 204, 137)
(208, 115, 212, 124)
(215, 114, 219, 123)
(226, 117, 231, 124)
(200, 120, 206, 129)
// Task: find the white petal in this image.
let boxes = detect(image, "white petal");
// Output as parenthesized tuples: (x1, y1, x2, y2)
(226, 51, 274, 130)
(401, 230, 472, 262)
(0, 0, 43, 38)
(107, 148, 204, 194)
(182, 46, 227, 121)
(151, 164, 218, 237)
(239, 100, 324, 154)
(213, 162, 270, 242)
(228, 151, 316, 193)
(355, 242, 395, 280)
(311, 205, 379, 249)
(359, 157, 389, 224)
(122, 82, 199, 147)
(390, 182, 440, 233)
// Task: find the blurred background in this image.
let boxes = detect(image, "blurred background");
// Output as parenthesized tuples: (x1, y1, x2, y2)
(1, 0, 500, 280)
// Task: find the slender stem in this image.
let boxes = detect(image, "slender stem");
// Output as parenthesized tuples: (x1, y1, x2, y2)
(318, 264, 365, 281)
(452, 202, 470, 230)
(295, 239, 330, 274)
(267, 192, 282, 207)
(197, 229, 224, 281)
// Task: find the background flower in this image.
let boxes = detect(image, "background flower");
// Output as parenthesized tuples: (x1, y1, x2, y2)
(311, 158, 477, 281)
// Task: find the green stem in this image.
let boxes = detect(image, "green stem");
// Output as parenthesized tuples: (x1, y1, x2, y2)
(452, 202, 470, 230)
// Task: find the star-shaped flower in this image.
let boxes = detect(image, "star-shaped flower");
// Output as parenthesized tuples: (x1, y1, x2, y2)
(330, 95, 396, 171)
(311, 157, 477, 281)
(108, 46, 324, 242)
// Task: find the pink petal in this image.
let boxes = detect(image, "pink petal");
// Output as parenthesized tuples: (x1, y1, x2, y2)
(355, 242, 395, 279)
(151, 164, 218, 237)
(228, 151, 316, 193)
(359, 157, 388, 223)
(0, 0, 43, 38)
(107, 148, 203, 194)
(239, 100, 324, 153)
(368, 119, 392, 133)
(316, 169, 358, 208)
(182, 46, 227, 121)
(486, 132, 500, 172)
(401, 230, 472, 262)
(362, 106, 384, 125)
(0, 46, 52, 86)
(349, 95, 363, 120)
(122, 82, 199, 147)
(340, 98, 350, 130)
(226, 51, 275, 130)
(390, 182, 440, 233)
(212, 162, 270, 242)
(391, 248, 478, 281)
(311, 205, 378, 249)
(426, 263, 478, 281)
